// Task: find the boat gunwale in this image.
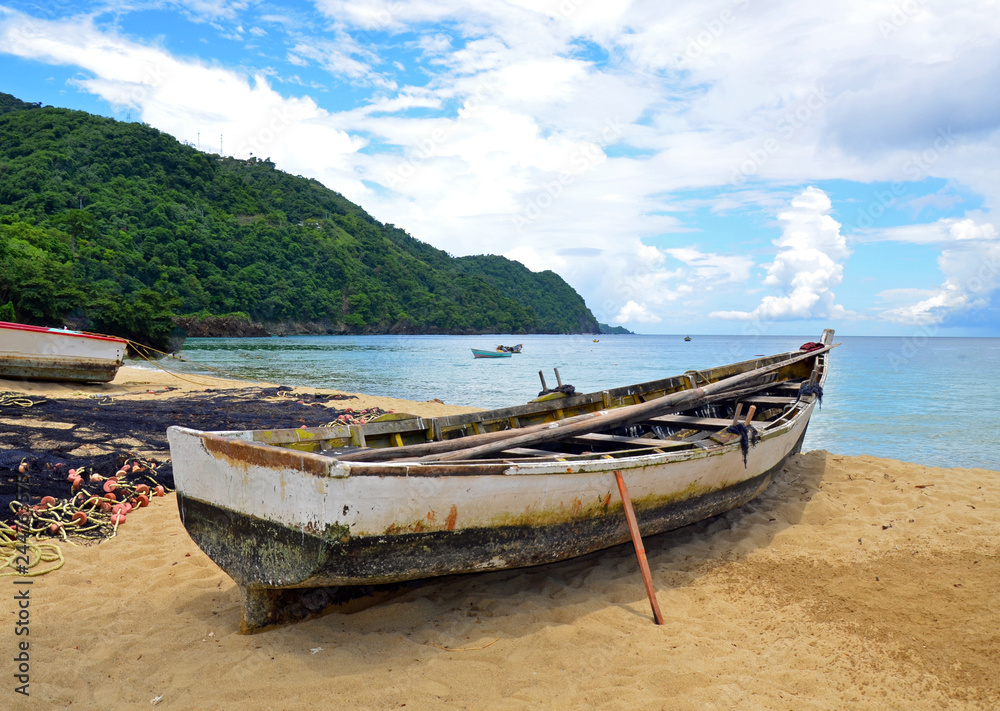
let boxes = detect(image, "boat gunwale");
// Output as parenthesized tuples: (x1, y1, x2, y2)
(168, 339, 831, 480)
(0, 320, 129, 345)
(171, 392, 819, 479)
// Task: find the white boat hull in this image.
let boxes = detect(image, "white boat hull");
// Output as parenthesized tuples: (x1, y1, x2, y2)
(0, 322, 126, 383)
(168, 400, 814, 630)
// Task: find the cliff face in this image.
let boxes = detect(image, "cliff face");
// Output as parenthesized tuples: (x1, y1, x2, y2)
(172, 315, 269, 338)
(0, 92, 601, 347)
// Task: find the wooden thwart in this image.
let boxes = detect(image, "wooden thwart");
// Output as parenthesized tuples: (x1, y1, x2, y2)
(738, 395, 798, 406)
(614, 470, 664, 625)
(646, 415, 737, 430)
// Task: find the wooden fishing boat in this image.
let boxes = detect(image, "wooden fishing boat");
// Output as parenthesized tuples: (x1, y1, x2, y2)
(168, 330, 835, 631)
(0, 321, 127, 383)
(471, 348, 511, 358)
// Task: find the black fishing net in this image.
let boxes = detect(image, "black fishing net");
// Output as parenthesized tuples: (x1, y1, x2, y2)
(0, 387, 386, 529)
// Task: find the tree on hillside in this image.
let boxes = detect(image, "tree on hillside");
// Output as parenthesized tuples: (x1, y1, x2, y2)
(52, 209, 98, 255)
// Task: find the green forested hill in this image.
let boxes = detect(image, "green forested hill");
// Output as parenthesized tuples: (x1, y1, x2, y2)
(0, 93, 599, 348)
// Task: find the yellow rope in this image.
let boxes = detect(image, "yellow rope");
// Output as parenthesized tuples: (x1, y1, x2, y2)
(0, 523, 65, 577)
(0, 392, 36, 408)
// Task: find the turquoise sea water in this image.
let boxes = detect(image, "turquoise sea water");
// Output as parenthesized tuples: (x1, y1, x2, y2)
(146, 334, 1000, 471)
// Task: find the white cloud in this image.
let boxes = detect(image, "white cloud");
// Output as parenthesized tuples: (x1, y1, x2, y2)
(856, 217, 999, 245)
(504, 245, 562, 273)
(711, 187, 851, 321)
(881, 219, 1000, 324)
(288, 38, 396, 88)
(615, 300, 661, 324)
(663, 247, 753, 284)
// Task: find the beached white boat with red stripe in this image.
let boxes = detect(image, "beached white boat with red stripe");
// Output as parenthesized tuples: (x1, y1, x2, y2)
(168, 330, 835, 631)
(0, 321, 127, 383)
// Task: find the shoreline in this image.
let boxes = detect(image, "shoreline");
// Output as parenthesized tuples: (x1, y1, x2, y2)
(2, 369, 998, 708)
(0, 364, 484, 419)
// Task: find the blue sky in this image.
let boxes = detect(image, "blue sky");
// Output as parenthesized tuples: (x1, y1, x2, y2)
(1, 0, 998, 336)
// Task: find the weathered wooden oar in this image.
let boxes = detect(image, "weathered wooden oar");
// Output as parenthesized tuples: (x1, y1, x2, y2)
(614, 470, 664, 625)
(336, 344, 837, 464)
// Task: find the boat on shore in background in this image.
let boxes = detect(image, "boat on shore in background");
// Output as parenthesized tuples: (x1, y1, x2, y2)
(471, 348, 512, 359)
(168, 330, 836, 631)
(0, 321, 127, 383)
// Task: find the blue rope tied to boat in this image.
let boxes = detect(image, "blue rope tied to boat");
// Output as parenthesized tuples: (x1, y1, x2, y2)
(725, 423, 760, 468)
(796, 383, 824, 408)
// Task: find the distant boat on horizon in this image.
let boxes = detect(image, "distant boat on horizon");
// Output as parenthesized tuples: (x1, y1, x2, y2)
(684, 336, 692, 341)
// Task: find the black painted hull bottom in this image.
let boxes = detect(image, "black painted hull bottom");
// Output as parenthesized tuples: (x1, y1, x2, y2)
(178, 432, 805, 632)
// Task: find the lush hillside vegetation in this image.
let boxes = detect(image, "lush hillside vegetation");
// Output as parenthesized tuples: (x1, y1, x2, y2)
(0, 93, 599, 348)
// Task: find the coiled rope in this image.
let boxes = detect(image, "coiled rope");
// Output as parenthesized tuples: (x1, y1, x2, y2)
(0, 522, 65, 577)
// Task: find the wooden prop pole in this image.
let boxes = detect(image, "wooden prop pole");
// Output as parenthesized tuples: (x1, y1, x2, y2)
(614, 470, 664, 625)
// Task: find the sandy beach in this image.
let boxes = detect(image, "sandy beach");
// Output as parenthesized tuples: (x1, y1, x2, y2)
(2, 367, 998, 709)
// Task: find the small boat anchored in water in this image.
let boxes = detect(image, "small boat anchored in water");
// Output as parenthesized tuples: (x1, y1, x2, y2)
(168, 330, 836, 631)
(0, 321, 127, 383)
(471, 348, 511, 358)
